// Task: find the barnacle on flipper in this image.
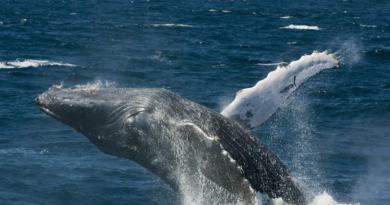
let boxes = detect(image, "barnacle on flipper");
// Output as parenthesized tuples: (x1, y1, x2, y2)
(331, 54, 341, 67)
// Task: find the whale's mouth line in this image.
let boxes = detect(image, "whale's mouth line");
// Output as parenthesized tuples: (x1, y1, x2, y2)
(39, 106, 61, 119)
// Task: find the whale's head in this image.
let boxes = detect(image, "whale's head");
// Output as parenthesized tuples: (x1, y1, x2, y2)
(35, 85, 164, 157)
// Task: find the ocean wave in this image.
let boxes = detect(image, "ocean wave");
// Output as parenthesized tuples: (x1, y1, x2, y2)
(0, 59, 76, 69)
(360, 24, 377, 28)
(256, 62, 287, 66)
(362, 49, 389, 58)
(280, 25, 320, 30)
(147, 51, 172, 63)
(151, 24, 193, 28)
(0, 148, 49, 155)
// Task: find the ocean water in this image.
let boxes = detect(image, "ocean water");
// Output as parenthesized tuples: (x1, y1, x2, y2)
(1, 0, 389, 204)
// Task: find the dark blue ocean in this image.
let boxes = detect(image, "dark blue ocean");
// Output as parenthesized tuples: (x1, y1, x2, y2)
(1, 0, 389, 204)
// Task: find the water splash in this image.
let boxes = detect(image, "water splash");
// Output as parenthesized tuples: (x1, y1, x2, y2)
(334, 39, 362, 66)
(310, 192, 359, 205)
(255, 191, 359, 205)
(72, 79, 116, 90)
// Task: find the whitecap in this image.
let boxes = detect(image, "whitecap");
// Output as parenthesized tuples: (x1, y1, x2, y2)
(360, 24, 376, 28)
(222, 10, 231, 13)
(280, 25, 320, 30)
(209, 9, 217, 12)
(151, 24, 193, 27)
(287, 41, 298, 44)
(280, 16, 292, 19)
(20, 19, 27, 23)
(0, 62, 14, 69)
(0, 59, 76, 69)
(0, 148, 49, 155)
(148, 51, 171, 63)
(256, 62, 287, 66)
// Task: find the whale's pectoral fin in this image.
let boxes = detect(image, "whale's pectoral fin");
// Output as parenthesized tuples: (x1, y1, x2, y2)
(180, 122, 257, 204)
(279, 84, 294, 93)
(279, 76, 297, 93)
(221, 51, 340, 129)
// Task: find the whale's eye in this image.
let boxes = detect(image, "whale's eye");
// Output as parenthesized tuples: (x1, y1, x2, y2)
(128, 110, 144, 118)
(125, 107, 150, 119)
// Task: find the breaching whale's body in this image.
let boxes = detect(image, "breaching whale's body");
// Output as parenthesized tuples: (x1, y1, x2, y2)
(36, 86, 306, 205)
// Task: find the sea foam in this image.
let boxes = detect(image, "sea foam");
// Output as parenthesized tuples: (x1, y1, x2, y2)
(0, 59, 76, 69)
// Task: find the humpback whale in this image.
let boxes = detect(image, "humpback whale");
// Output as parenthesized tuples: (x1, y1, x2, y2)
(36, 85, 307, 205)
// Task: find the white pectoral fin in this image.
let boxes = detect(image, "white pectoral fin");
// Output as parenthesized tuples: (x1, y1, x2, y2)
(221, 51, 340, 129)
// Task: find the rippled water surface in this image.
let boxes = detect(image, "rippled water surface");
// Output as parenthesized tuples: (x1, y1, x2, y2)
(1, 0, 389, 204)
